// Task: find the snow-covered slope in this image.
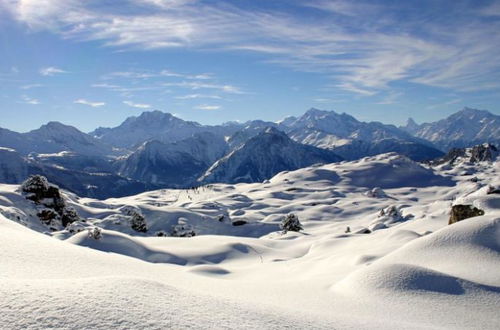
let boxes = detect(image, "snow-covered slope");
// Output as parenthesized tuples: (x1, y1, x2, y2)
(199, 127, 343, 183)
(117, 132, 229, 187)
(0, 122, 117, 156)
(0, 147, 29, 183)
(91, 110, 241, 149)
(117, 140, 207, 187)
(1, 152, 499, 329)
(401, 107, 500, 151)
(283, 108, 443, 161)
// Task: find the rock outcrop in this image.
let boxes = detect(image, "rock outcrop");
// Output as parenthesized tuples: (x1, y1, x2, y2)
(21, 175, 80, 229)
(449, 204, 485, 225)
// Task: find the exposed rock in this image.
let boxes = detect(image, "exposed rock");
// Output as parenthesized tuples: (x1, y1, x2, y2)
(355, 228, 371, 234)
(470, 144, 498, 162)
(21, 175, 80, 229)
(232, 220, 247, 226)
(486, 185, 500, 195)
(449, 204, 485, 225)
(428, 143, 498, 166)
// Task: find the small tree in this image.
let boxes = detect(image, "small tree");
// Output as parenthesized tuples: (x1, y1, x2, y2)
(280, 213, 303, 233)
(88, 227, 102, 240)
(130, 212, 148, 233)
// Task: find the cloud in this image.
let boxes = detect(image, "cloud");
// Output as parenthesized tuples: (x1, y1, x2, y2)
(123, 100, 151, 108)
(5, 0, 500, 94)
(21, 95, 40, 105)
(376, 91, 403, 105)
(40, 66, 67, 76)
(175, 94, 222, 99)
(194, 104, 220, 110)
(164, 81, 245, 94)
(103, 69, 212, 80)
(21, 83, 43, 90)
(74, 99, 105, 107)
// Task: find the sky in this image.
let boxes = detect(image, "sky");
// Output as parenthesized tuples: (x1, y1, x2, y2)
(0, 0, 500, 133)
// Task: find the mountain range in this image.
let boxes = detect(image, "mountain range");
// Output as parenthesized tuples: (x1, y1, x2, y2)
(0, 107, 498, 197)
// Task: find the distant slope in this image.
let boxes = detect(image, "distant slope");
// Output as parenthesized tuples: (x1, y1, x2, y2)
(199, 127, 343, 183)
(117, 132, 228, 187)
(0, 122, 116, 156)
(282, 108, 443, 161)
(91, 110, 241, 148)
(0, 148, 145, 198)
(400, 107, 500, 151)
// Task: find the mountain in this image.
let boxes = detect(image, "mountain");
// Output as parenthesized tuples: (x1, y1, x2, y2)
(281, 108, 443, 161)
(0, 148, 29, 183)
(199, 127, 343, 184)
(227, 120, 278, 149)
(0, 147, 144, 198)
(91, 110, 241, 149)
(117, 132, 229, 187)
(401, 107, 500, 151)
(0, 122, 116, 156)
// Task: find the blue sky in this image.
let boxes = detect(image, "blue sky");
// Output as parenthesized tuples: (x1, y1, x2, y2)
(0, 0, 499, 132)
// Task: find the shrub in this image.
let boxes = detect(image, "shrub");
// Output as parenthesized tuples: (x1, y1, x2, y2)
(130, 212, 148, 233)
(171, 218, 195, 237)
(88, 227, 102, 240)
(280, 213, 303, 233)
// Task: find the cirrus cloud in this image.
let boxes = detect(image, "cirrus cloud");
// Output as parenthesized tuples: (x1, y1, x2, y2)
(74, 99, 105, 107)
(4, 0, 500, 95)
(123, 100, 152, 108)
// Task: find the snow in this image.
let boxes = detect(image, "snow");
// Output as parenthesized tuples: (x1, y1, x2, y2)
(1, 152, 499, 329)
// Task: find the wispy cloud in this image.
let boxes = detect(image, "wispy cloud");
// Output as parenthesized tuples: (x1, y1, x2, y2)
(194, 104, 221, 111)
(74, 99, 105, 107)
(376, 91, 403, 105)
(5, 0, 500, 94)
(21, 84, 43, 90)
(103, 69, 212, 80)
(39, 66, 67, 76)
(21, 95, 40, 105)
(313, 97, 345, 104)
(123, 100, 152, 108)
(175, 94, 222, 100)
(164, 81, 245, 94)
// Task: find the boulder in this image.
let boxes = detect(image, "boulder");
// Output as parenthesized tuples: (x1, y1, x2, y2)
(449, 204, 485, 225)
(21, 175, 80, 229)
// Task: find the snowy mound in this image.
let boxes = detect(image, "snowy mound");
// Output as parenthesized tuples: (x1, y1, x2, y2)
(66, 229, 186, 264)
(335, 216, 500, 295)
(341, 153, 454, 188)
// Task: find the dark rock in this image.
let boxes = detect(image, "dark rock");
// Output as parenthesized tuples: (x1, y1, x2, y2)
(232, 220, 247, 226)
(449, 204, 485, 225)
(37, 209, 58, 224)
(428, 143, 498, 166)
(21, 175, 81, 229)
(61, 206, 80, 227)
(486, 185, 500, 195)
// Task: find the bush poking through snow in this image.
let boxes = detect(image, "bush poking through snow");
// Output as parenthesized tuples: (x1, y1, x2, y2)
(280, 213, 303, 233)
(120, 206, 148, 233)
(88, 227, 102, 240)
(171, 218, 196, 237)
(130, 212, 148, 233)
